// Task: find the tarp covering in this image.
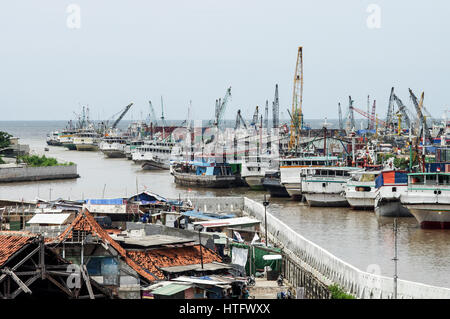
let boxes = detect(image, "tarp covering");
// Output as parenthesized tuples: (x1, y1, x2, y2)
(376, 171, 407, 188)
(151, 283, 192, 296)
(182, 210, 235, 220)
(230, 243, 282, 276)
(128, 191, 167, 203)
(86, 198, 124, 205)
(206, 166, 215, 176)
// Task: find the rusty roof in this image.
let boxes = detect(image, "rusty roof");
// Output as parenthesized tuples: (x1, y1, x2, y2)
(52, 209, 223, 282)
(0, 231, 36, 267)
(127, 245, 222, 280)
(54, 209, 160, 282)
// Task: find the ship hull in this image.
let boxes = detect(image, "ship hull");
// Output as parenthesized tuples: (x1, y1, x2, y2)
(62, 143, 77, 150)
(47, 140, 62, 146)
(75, 144, 99, 151)
(375, 199, 412, 218)
(304, 193, 349, 207)
(405, 204, 450, 229)
(244, 176, 265, 190)
(101, 150, 126, 158)
(140, 160, 170, 170)
(262, 178, 290, 197)
(346, 195, 375, 210)
(283, 183, 303, 200)
(173, 172, 236, 188)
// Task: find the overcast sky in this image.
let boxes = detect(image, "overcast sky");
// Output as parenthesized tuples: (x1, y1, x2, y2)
(1, 0, 449, 122)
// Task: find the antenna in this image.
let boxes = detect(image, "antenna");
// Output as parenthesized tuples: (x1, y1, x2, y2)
(393, 218, 398, 299)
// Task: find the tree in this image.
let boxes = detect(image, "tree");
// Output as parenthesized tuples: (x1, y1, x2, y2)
(0, 131, 12, 149)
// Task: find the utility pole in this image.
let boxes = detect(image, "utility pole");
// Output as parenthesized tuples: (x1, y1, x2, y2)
(393, 218, 398, 299)
(263, 194, 270, 247)
(198, 225, 204, 269)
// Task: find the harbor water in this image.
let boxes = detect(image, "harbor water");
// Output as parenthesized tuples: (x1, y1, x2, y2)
(1, 121, 450, 288)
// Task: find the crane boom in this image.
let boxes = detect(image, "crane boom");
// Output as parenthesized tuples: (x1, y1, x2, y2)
(370, 100, 376, 130)
(251, 106, 259, 128)
(214, 87, 232, 128)
(338, 102, 343, 130)
(348, 96, 356, 131)
(148, 101, 158, 126)
(112, 103, 133, 129)
(386, 87, 395, 129)
(272, 84, 279, 129)
(289, 46, 303, 148)
(409, 88, 431, 141)
(392, 94, 411, 129)
(235, 109, 248, 130)
(350, 104, 387, 127)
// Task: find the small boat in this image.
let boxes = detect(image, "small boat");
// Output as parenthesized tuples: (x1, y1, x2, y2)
(172, 161, 237, 188)
(301, 166, 362, 207)
(262, 169, 290, 197)
(374, 170, 411, 218)
(46, 131, 62, 146)
(99, 136, 127, 158)
(125, 140, 145, 160)
(241, 155, 275, 190)
(344, 170, 380, 209)
(280, 155, 339, 200)
(73, 130, 101, 151)
(400, 172, 450, 228)
(132, 141, 175, 170)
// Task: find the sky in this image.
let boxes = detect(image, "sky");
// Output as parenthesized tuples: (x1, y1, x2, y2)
(1, 0, 450, 122)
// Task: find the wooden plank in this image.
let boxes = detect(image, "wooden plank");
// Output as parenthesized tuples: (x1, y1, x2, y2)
(2, 269, 32, 294)
(80, 265, 94, 299)
(46, 274, 73, 298)
(11, 246, 40, 271)
(10, 274, 40, 299)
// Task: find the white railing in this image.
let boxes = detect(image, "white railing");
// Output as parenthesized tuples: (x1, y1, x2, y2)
(243, 197, 450, 299)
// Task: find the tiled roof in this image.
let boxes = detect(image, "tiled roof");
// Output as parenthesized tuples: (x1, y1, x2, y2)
(54, 209, 223, 282)
(128, 245, 223, 280)
(54, 210, 160, 282)
(0, 232, 36, 267)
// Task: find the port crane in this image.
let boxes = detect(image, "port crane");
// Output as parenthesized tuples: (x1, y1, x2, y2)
(289, 46, 304, 149)
(392, 93, 411, 130)
(234, 109, 248, 130)
(213, 87, 232, 129)
(409, 89, 432, 143)
(250, 106, 259, 130)
(148, 101, 158, 127)
(385, 87, 396, 130)
(370, 100, 376, 130)
(104, 103, 133, 132)
(272, 84, 280, 129)
(350, 103, 387, 128)
(346, 96, 356, 132)
(338, 103, 343, 130)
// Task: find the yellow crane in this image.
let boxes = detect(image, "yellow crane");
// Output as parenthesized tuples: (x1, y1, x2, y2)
(289, 46, 303, 149)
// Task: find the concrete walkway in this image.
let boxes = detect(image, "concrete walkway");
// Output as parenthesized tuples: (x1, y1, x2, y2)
(248, 278, 293, 299)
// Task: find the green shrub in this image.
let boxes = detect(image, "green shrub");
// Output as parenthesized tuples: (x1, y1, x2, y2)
(0, 157, 5, 164)
(328, 284, 355, 299)
(18, 155, 73, 167)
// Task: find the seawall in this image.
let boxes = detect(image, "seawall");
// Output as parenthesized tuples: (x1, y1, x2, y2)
(0, 165, 79, 183)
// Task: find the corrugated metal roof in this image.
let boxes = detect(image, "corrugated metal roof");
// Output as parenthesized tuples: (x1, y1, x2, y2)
(27, 213, 71, 225)
(193, 217, 260, 228)
(151, 283, 192, 296)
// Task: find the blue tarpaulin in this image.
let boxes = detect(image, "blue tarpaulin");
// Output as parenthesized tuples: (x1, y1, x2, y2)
(375, 171, 407, 188)
(86, 198, 124, 205)
(181, 210, 235, 220)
